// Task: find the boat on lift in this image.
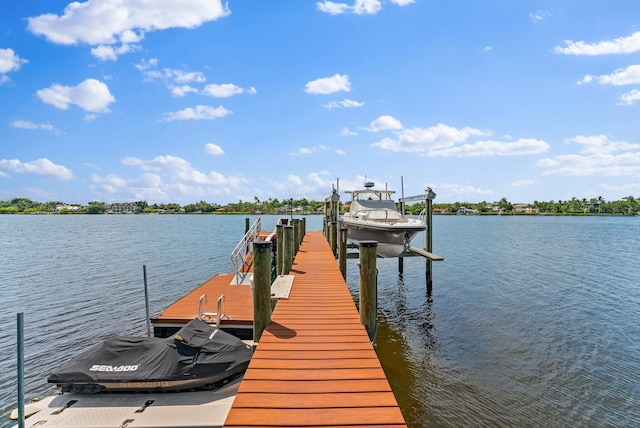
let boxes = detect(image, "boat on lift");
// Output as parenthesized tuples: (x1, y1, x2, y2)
(340, 181, 426, 258)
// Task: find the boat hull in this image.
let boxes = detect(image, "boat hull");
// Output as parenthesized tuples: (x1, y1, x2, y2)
(340, 218, 425, 257)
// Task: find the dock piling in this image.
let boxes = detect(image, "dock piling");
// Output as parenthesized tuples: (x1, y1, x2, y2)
(253, 241, 272, 342)
(425, 188, 435, 294)
(339, 225, 347, 279)
(359, 241, 378, 342)
(282, 225, 293, 275)
(143, 265, 151, 337)
(276, 223, 284, 275)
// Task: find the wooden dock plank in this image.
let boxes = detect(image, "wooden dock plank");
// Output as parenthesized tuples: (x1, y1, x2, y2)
(225, 407, 406, 426)
(224, 231, 407, 428)
(236, 379, 394, 394)
(232, 392, 400, 409)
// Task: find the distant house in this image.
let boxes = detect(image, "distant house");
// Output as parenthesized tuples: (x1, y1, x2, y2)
(458, 207, 478, 215)
(513, 203, 539, 214)
(107, 202, 136, 214)
(54, 204, 81, 213)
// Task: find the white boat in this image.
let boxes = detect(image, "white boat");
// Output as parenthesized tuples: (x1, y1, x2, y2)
(340, 181, 426, 257)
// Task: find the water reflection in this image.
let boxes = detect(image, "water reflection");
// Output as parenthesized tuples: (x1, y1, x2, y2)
(375, 271, 439, 427)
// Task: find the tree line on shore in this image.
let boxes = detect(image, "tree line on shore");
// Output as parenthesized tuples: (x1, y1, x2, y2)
(1, 195, 638, 215)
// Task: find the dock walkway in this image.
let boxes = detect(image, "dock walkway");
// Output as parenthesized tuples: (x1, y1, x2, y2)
(224, 231, 407, 427)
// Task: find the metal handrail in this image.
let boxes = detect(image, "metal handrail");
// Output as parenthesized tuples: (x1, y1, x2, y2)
(198, 294, 225, 328)
(231, 218, 261, 284)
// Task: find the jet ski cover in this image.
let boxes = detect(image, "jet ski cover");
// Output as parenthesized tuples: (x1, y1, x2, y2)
(48, 318, 253, 391)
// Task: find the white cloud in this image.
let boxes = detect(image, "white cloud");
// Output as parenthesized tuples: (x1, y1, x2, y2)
(27, 0, 230, 60)
(316, 0, 412, 15)
(368, 115, 403, 132)
(202, 83, 257, 98)
(483, 46, 493, 52)
(512, 179, 536, 187)
(537, 134, 640, 177)
(162, 105, 231, 121)
(568, 134, 640, 154)
(429, 138, 550, 157)
(323, 98, 364, 109)
(554, 31, 640, 55)
(12, 120, 56, 132)
(620, 89, 640, 105)
(305, 73, 351, 94)
(144, 68, 207, 84)
(291, 146, 331, 156)
(530, 10, 551, 22)
(36, 78, 116, 113)
(91, 43, 141, 61)
(370, 122, 547, 156)
(91, 164, 246, 202)
(0, 48, 28, 74)
(578, 64, 640, 86)
(170, 85, 199, 97)
(134, 58, 158, 71)
(0, 158, 73, 180)
(335, 149, 346, 155)
(204, 143, 224, 155)
(341, 127, 358, 136)
(316, 1, 351, 15)
(437, 183, 493, 198)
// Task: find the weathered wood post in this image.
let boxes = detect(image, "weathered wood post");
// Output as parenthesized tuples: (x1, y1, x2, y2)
(292, 219, 300, 256)
(425, 187, 436, 294)
(253, 241, 272, 342)
(301, 217, 306, 240)
(339, 225, 347, 279)
(330, 221, 337, 257)
(398, 256, 404, 275)
(359, 241, 378, 342)
(245, 217, 250, 234)
(276, 222, 284, 275)
(282, 225, 293, 275)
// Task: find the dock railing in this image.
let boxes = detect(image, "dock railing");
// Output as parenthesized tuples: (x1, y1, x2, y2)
(231, 218, 261, 285)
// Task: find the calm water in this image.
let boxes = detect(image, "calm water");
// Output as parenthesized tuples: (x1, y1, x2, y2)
(1, 214, 639, 427)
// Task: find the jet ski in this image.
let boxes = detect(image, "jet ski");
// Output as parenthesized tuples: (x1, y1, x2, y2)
(48, 318, 253, 392)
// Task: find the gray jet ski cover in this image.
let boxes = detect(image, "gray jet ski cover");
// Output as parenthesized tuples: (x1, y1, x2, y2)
(48, 318, 253, 391)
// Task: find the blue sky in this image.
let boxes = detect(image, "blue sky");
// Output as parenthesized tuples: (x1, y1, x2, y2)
(2, 0, 640, 205)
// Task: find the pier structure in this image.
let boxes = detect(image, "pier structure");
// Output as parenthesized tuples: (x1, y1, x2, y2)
(151, 223, 407, 427)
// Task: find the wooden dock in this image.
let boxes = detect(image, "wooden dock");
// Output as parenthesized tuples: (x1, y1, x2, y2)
(224, 231, 407, 427)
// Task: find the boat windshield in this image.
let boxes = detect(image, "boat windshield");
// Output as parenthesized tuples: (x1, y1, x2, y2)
(348, 190, 396, 202)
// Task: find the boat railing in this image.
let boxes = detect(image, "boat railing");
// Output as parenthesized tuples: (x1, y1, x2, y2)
(231, 218, 262, 285)
(418, 208, 426, 224)
(198, 294, 226, 327)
